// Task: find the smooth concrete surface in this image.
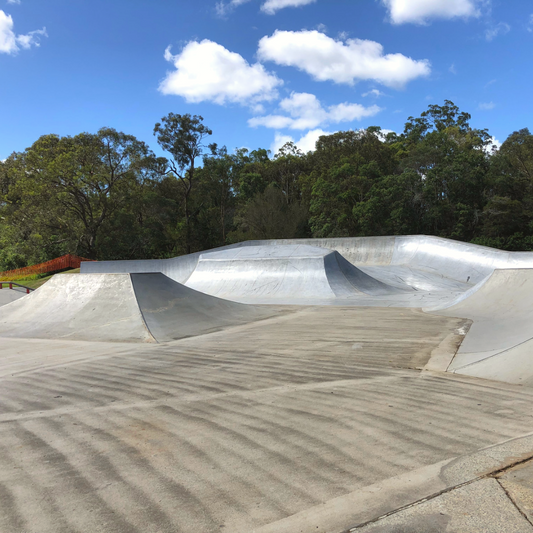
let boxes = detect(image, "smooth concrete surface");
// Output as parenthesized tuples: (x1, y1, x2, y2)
(430, 269, 533, 386)
(79, 235, 533, 310)
(0, 273, 153, 343)
(355, 478, 533, 532)
(80, 234, 533, 290)
(0, 286, 27, 307)
(185, 245, 404, 302)
(3, 236, 533, 530)
(1, 306, 533, 533)
(0, 272, 279, 343)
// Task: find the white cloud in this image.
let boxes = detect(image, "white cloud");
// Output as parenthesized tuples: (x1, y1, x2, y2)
(261, 0, 316, 15)
(0, 10, 46, 55)
(216, 0, 314, 16)
(271, 128, 332, 155)
(159, 40, 282, 105)
(257, 30, 430, 89)
(485, 22, 510, 41)
(249, 92, 381, 130)
(270, 132, 294, 154)
(478, 101, 495, 110)
(215, 0, 251, 17)
(382, 0, 481, 25)
(362, 89, 385, 98)
(375, 128, 396, 141)
(449, 63, 457, 74)
(7, 0, 21, 4)
(484, 136, 501, 154)
(528, 14, 533, 33)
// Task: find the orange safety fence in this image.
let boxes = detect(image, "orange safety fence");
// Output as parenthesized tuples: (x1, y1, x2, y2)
(0, 254, 95, 281)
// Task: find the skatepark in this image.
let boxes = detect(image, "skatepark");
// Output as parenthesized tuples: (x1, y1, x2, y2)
(1, 235, 533, 532)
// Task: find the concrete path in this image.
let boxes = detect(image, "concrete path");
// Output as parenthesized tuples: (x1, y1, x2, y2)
(0, 286, 27, 307)
(1, 306, 532, 533)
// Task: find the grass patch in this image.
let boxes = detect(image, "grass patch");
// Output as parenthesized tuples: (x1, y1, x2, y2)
(3, 268, 81, 289)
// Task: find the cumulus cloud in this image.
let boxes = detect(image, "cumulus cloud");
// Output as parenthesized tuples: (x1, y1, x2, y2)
(382, 0, 481, 25)
(362, 89, 385, 98)
(271, 128, 332, 155)
(485, 22, 510, 41)
(159, 40, 282, 105)
(257, 30, 430, 89)
(478, 101, 495, 110)
(261, 0, 316, 15)
(484, 136, 501, 154)
(249, 92, 381, 130)
(216, 0, 314, 16)
(0, 10, 46, 55)
(375, 128, 396, 141)
(215, 0, 250, 17)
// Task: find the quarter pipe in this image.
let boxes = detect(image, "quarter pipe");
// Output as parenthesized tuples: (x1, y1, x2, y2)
(0, 273, 278, 343)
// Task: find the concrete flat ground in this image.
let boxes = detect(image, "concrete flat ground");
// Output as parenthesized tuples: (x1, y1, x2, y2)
(0, 287, 27, 307)
(1, 306, 533, 532)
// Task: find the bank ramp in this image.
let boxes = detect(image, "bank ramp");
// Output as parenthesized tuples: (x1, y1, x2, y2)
(428, 269, 533, 386)
(185, 245, 405, 303)
(0, 273, 277, 343)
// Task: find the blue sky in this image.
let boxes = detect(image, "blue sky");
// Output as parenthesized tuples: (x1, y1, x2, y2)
(0, 0, 531, 160)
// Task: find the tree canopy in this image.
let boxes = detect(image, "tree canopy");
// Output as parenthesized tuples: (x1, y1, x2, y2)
(1, 101, 532, 271)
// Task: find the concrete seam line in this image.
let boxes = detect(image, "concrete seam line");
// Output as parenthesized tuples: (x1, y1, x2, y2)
(347, 451, 533, 531)
(452, 333, 533, 371)
(446, 321, 472, 372)
(347, 478, 480, 531)
(495, 476, 533, 527)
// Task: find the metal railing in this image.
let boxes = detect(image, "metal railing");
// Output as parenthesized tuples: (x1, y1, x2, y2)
(0, 282, 35, 294)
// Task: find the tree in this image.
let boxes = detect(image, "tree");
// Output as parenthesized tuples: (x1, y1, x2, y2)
(233, 184, 308, 240)
(304, 130, 399, 237)
(154, 113, 213, 254)
(400, 102, 491, 240)
(196, 146, 239, 246)
(4, 128, 158, 259)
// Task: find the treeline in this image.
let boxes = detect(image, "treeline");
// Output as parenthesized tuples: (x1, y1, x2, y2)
(1, 100, 532, 270)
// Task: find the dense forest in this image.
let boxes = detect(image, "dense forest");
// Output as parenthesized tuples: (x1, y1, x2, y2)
(1, 100, 532, 270)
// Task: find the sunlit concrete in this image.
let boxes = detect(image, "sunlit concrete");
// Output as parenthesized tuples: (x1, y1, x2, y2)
(2, 235, 533, 531)
(0, 286, 27, 307)
(0, 273, 279, 343)
(1, 307, 533, 533)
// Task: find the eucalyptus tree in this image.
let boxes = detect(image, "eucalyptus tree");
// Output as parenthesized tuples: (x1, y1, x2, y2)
(154, 113, 213, 254)
(6, 128, 158, 259)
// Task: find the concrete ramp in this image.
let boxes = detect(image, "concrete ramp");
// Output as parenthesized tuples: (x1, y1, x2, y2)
(429, 269, 533, 385)
(185, 245, 403, 303)
(0, 273, 277, 343)
(82, 235, 533, 300)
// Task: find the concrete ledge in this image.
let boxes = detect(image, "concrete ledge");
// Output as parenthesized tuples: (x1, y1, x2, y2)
(251, 431, 533, 533)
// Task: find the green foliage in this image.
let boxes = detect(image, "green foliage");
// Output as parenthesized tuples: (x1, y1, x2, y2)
(1, 101, 533, 265)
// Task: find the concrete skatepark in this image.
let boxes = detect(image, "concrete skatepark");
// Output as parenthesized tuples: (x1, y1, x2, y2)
(1, 235, 533, 532)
